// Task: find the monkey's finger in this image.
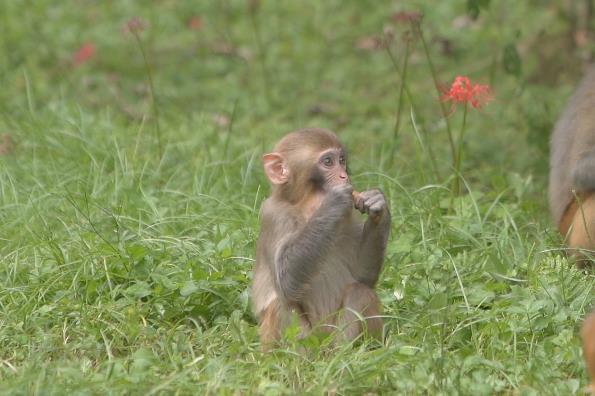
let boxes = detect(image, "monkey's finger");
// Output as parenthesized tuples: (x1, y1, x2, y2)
(332, 184, 354, 203)
(358, 190, 377, 201)
(368, 202, 385, 215)
(355, 197, 366, 213)
(360, 189, 382, 197)
(352, 190, 367, 212)
(364, 196, 385, 213)
(364, 193, 384, 205)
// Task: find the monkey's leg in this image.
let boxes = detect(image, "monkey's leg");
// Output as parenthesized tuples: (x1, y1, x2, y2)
(259, 300, 311, 350)
(259, 300, 282, 351)
(567, 193, 595, 265)
(337, 282, 383, 341)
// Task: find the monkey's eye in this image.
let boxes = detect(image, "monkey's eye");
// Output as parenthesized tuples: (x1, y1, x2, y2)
(339, 156, 346, 166)
(321, 156, 334, 167)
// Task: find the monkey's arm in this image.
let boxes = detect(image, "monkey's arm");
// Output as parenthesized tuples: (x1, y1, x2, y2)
(272, 185, 354, 302)
(353, 189, 391, 287)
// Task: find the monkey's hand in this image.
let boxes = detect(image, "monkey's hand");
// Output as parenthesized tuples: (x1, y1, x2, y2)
(324, 184, 354, 217)
(353, 189, 388, 224)
(352, 189, 390, 286)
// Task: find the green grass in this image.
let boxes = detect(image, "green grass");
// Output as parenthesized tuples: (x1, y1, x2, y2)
(0, 1, 593, 394)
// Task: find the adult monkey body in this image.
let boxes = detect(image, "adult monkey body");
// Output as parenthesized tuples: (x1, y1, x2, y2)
(252, 128, 391, 347)
(549, 66, 595, 260)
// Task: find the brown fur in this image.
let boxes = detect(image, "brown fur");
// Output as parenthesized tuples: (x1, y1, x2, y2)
(560, 200, 579, 237)
(252, 128, 390, 349)
(271, 128, 345, 204)
(565, 194, 595, 261)
(259, 299, 283, 349)
(550, 66, 595, 263)
(258, 299, 313, 351)
(338, 282, 383, 341)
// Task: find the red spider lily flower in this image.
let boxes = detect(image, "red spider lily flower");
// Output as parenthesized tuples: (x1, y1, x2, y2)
(73, 42, 96, 66)
(188, 16, 203, 30)
(442, 76, 492, 109)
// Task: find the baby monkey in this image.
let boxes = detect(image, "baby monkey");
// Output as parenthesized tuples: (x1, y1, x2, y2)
(252, 128, 391, 348)
(549, 67, 595, 264)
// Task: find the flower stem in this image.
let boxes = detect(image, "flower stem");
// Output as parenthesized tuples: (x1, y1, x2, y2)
(415, 23, 456, 166)
(249, 6, 272, 105)
(392, 37, 410, 143)
(385, 35, 439, 180)
(132, 31, 162, 159)
(452, 102, 468, 197)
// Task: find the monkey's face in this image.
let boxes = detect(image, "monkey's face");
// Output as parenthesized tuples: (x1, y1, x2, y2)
(309, 148, 349, 189)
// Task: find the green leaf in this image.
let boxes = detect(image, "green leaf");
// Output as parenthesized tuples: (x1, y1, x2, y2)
(124, 281, 152, 298)
(180, 280, 200, 297)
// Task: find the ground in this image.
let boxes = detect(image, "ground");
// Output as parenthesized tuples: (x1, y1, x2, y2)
(0, 1, 593, 394)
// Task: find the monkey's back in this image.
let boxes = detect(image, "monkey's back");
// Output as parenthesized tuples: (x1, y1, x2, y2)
(251, 198, 286, 318)
(549, 66, 595, 226)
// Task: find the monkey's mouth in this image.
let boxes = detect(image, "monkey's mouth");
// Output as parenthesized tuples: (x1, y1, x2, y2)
(329, 178, 351, 186)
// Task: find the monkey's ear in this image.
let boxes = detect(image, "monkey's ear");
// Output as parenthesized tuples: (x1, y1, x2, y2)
(263, 153, 289, 185)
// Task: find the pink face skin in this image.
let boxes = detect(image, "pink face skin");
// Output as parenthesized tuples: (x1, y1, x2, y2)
(317, 148, 349, 187)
